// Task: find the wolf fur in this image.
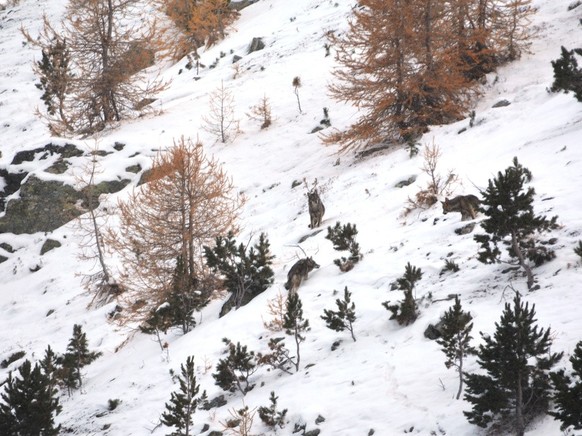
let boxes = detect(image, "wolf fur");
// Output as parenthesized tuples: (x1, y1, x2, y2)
(441, 194, 480, 221)
(284, 257, 320, 293)
(308, 189, 325, 228)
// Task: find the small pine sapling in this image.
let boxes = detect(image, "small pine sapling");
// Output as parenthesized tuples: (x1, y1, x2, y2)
(435, 296, 475, 400)
(0, 360, 62, 436)
(141, 302, 173, 351)
(321, 286, 357, 342)
(161, 356, 207, 436)
(40, 345, 59, 393)
(57, 324, 102, 394)
(166, 255, 210, 335)
(550, 341, 582, 431)
(474, 157, 558, 290)
(325, 221, 362, 272)
(440, 259, 460, 275)
(382, 263, 422, 326)
(320, 107, 331, 127)
(406, 138, 419, 158)
(550, 46, 582, 101)
(204, 232, 275, 316)
(213, 338, 258, 395)
(283, 293, 310, 372)
(108, 398, 121, 411)
(258, 391, 288, 430)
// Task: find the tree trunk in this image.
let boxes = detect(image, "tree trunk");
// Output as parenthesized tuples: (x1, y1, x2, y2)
(294, 327, 301, 372)
(511, 230, 534, 290)
(515, 371, 525, 436)
(456, 331, 464, 400)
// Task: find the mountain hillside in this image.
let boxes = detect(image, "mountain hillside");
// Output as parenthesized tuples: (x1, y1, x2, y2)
(1, 0, 582, 435)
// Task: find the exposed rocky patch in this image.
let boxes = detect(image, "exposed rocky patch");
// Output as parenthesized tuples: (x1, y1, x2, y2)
(10, 143, 83, 165)
(40, 238, 62, 255)
(0, 174, 132, 234)
(0, 168, 27, 211)
(0, 175, 84, 234)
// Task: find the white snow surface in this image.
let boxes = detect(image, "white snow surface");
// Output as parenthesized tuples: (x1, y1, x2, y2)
(1, 0, 582, 435)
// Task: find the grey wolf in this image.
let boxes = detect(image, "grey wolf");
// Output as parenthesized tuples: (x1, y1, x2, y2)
(441, 194, 480, 221)
(284, 257, 320, 293)
(308, 189, 325, 228)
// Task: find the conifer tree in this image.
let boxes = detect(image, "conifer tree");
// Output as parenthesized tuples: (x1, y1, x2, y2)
(474, 157, 558, 290)
(162, 0, 239, 58)
(166, 255, 209, 334)
(464, 294, 563, 436)
(213, 338, 258, 395)
(75, 147, 116, 306)
(202, 81, 239, 144)
(29, 18, 74, 134)
(204, 232, 274, 316)
(550, 46, 582, 101)
(550, 341, 582, 431)
(258, 391, 288, 430)
(58, 324, 102, 393)
(107, 137, 243, 323)
(40, 345, 59, 394)
(327, 0, 473, 151)
(23, 0, 167, 135)
(0, 360, 61, 436)
(141, 302, 174, 351)
(326, 222, 362, 272)
(495, 0, 535, 63)
(283, 293, 309, 373)
(161, 356, 207, 436)
(321, 287, 357, 342)
(436, 296, 475, 399)
(382, 263, 422, 326)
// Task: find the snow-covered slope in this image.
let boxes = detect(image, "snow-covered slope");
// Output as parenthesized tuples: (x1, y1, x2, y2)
(1, 0, 582, 434)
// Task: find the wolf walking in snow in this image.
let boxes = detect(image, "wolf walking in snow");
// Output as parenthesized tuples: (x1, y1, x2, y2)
(284, 257, 320, 293)
(308, 189, 325, 228)
(441, 194, 480, 221)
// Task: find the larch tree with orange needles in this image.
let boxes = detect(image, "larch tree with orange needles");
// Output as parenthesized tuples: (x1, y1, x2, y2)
(22, 0, 168, 135)
(326, 0, 535, 153)
(161, 0, 239, 60)
(327, 0, 473, 152)
(107, 136, 243, 322)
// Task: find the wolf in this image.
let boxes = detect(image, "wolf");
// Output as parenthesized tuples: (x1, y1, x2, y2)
(308, 189, 325, 228)
(441, 194, 481, 221)
(284, 257, 320, 293)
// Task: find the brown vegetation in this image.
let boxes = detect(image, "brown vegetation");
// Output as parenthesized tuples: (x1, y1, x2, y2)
(106, 136, 244, 322)
(326, 0, 535, 152)
(23, 0, 168, 136)
(202, 81, 240, 143)
(161, 0, 239, 60)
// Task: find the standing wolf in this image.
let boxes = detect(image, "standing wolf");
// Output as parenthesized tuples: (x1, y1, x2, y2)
(441, 194, 481, 221)
(308, 189, 325, 228)
(284, 257, 319, 293)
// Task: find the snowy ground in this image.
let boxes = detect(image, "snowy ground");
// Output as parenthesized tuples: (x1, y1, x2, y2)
(1, 0, 582, 434)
